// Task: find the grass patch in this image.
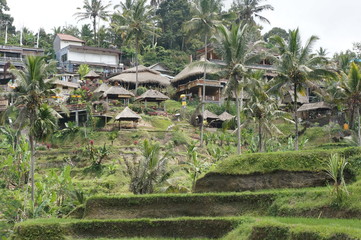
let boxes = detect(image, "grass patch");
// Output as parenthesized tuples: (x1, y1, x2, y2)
(213, 147, 361, 175)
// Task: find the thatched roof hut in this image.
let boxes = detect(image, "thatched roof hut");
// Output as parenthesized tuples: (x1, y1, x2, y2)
(297, 101, 331, 112)
(84, 70, 100, 79)
(136, 89, 169, 102)
(108, 65, 170, 88)
(115, 107, 141, 121)
(94, 83, 110, 93)
(203, 110, 219, 120)
(103, 86, 135, 99)
(171, 60, 219, 86)
(218, 111, 234, 121)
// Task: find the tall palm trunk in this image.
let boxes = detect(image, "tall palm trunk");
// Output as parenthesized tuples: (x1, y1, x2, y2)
(357, 107, 361, 147)
(294, 83, 299, 150)
(258, 120, 263, 152)
(93, 17, 97, 43)
(235, 85, 242, 154)
(29, 134, 35, 204)
(135, 38, 139, 91)
(200, 35, 207, 146)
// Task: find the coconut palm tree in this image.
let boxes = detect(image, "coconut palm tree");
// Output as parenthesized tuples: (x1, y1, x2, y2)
(184, 0, 222, 146)
(270, 28, 333, 150)
(8, 56, 58, 203)
(339, 62, 361, 145)
(210, 23, 262, 154)
(112, 0, 155, 91)
(74, 0, 111, 43)
(231, 0, 274, 25)
(244, 71, 292, 152)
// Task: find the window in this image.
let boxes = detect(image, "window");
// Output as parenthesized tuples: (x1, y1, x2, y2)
(61, 53, 68, 62)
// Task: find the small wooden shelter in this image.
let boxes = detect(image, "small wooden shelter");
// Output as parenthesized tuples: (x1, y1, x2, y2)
(297, 101, 332, 120)
(136, 89, 169, 109)
(94, 83, 110, 93)
(203, 110, 220, 126)
(218, 111, 235, 122)
(103, 86, 135, 104)
(115, 107, 142, 129)
(84, 70, 100, 81)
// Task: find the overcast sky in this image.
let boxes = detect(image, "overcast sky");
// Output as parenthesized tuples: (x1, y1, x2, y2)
(6, 0, 361, 56)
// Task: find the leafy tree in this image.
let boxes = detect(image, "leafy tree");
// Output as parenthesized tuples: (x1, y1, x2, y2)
(230, 0, 274, 25)
(270, 28, 333, 150)
(210, 23, 262, 154)
(339, 62, 361, 145)
(244, 71, 292, 152)
(123, 139, 173, 194)
(263, 27, 288, 42)
(80, 24, 94, 46)
(8, 56, 58, 203)
(112, 0, 155, 91)
(156, 0, 192, 50)
(74, 0, 111, 43)
(78, 64, 90, 80)
(184, 0, 222, 146)
(333, 50, 357, 73)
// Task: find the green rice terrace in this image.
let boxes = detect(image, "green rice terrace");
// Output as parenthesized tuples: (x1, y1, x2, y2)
(3, 0, 361, 239)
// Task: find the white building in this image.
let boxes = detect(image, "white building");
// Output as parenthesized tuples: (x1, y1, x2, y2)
(53, 34, 123, 75)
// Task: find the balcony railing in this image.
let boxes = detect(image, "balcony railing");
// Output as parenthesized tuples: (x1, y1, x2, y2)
(178, 79, 222, 92)
(0, 57, 24, 64)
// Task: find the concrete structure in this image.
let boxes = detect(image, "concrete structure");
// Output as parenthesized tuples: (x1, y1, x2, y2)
(54, 34, 123, 76)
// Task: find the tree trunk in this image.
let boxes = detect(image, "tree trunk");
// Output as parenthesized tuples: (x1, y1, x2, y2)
(235, 88, 241, 155)
(357, 107, 361, 147)
(294, 83, 299, 151)
(29, 134, 35, 204)
(200, 35, 207, 147)
(93, 17, 97, 43)
(135, 38, 139, 91)
(258, 120, 263, 152)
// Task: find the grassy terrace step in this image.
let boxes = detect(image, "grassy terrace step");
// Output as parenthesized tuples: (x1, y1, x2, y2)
(83, 192, 274, 219)
(13, 217, 361, 240)
(81, 188, 361, 220)
(195, 147, 361, 192)
(13, 217, 238, 240)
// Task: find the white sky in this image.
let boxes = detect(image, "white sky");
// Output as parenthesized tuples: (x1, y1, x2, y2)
(6, 0, 361, 56)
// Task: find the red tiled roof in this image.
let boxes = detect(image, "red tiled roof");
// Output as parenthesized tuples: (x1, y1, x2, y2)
(57, 34, 85, 43)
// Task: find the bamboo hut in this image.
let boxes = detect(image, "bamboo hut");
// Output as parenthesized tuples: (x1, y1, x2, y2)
(297, 101, 332, 120)
(218, 111, 235, 121)
(203, 110, 220, 127)
(136, 89, 169, 109)
(108, 65, 170, 89)
(84, 70, 100, 81)
(94, 83, 110, 93)
(115, 107, 141, 129)
(103, 86, 135, 105)
(171, 61, 222, 102)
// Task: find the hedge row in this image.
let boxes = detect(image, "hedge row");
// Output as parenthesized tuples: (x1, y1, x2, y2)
(13, 217, 240, 240)
(213, 147, 361, 175)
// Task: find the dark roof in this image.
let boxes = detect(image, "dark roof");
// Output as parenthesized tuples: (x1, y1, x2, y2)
(297, 102, 332, 112)
(68, 45, 121, 54)
(115, 107, 141, 121)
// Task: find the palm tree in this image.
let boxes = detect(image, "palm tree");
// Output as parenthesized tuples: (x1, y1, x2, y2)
(270, 29, 333, 150)
(74, 0, 111, 43)
(211, 23, 262, 154)
(339, 62, 361, 145)
(184, 0, 222, 146)
(244, 71, 292, 152)
(8, 56, 58, 203)
(231, 0, 274, 25)
(112, 0, 155, 91)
